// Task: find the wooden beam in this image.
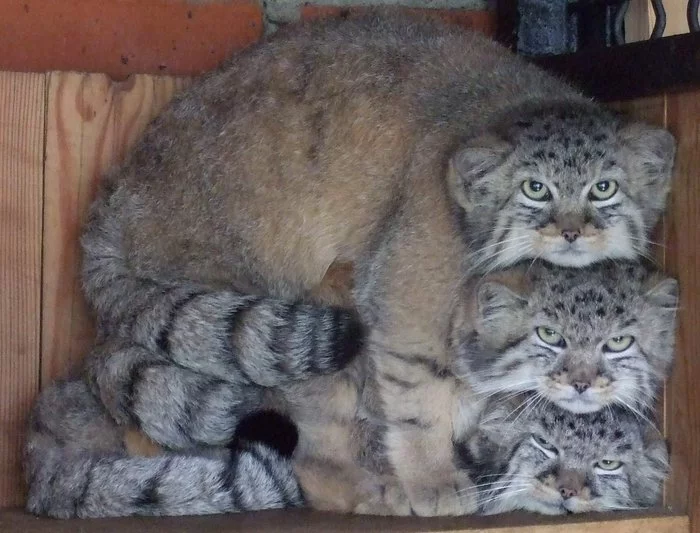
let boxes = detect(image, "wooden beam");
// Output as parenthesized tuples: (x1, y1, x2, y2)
(533, 32, 700, 102)
(0, 508, 690, 533)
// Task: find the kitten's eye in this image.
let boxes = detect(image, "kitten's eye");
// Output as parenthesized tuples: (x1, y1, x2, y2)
(530, 434, 558, 454)
(588, 180, 619, 201)
(536, 327, 566, 348)
(521, 180, 552, 201)
(603, 335, 635, 353)
(595, 459, 623, 471)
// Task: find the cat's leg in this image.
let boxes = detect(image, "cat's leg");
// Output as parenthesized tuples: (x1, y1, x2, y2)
(365, 335, 478, 516)
(85, 338, 264, 449)
(25, 379, 302, 518)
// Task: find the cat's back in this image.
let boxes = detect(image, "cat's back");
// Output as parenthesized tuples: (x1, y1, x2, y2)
(99, 15, 579, 293)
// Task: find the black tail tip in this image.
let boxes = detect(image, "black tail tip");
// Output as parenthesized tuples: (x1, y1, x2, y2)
(331, 309, 366, 370)
(231, 410, 299, 459)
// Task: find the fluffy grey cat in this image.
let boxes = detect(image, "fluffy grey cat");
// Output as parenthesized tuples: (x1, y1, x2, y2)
(458, 393, 669, 515)
(452, 260, 678, 415)
(24, 379, 303, 518)
(77, 14, 675, 515)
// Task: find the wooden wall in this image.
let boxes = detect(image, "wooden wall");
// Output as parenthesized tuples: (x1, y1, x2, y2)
(0, 8, 698, 533)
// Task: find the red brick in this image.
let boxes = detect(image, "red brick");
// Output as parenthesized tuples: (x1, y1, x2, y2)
(0, 0, 263, 78)
(300, 5, 496, 36)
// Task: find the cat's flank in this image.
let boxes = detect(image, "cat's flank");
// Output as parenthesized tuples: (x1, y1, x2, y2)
(24, 380, 303, 518)
(81, 15, 675, 515)
(459, 393, 669, 515)
(452, 260, 678, 415)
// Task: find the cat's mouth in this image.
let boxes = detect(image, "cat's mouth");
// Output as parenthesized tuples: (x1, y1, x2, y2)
(543, 382, 608, 413)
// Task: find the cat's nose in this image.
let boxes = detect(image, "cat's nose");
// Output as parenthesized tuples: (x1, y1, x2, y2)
(572, 381, 590, 394)
(559, 486, 578, 500)
(561, 229, 580, 243)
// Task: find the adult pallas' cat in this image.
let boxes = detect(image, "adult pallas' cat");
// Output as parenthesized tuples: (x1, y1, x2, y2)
(80, 15, 675, 514)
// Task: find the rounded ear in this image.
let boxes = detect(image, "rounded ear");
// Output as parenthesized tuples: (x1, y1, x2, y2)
(448, 135, 512, 212)
(644, 276, 679, 310)
(631, 429, 669, 507)
(618, 122, 676, 212)
(475, 280, 528, 345)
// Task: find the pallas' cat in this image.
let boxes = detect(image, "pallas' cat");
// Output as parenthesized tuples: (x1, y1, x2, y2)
(79, 15, 675, 514)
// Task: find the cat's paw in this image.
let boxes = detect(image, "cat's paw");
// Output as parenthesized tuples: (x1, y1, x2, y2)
(354, 477, 413, 516)
(403, 471, 478, 516)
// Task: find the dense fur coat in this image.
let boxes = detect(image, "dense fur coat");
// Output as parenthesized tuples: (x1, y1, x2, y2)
(62, 15, 677, 516)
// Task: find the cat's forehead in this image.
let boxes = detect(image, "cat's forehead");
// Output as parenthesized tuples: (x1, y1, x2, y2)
(506, 110, 620, 187)
(535, 406, 640, 457)
(525, 262, 647, 331)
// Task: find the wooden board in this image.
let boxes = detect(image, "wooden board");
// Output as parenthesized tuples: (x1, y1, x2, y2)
(0, 72, 46, 507)
(0, 0, 262, 78)
(664, 90, 700, 530)
(0, 508, 689, 533)
(41, 72, 191, 385)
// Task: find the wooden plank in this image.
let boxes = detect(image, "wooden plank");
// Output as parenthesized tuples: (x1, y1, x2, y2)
(0, 508, 689, 533)
(664, 90, 700, 530)
(300, 5, 496, 35)
(41, 72, 191, 384)
(0, 72, 45, 507)
(0, 0, 262, 78)
(533, 32, 700, 102)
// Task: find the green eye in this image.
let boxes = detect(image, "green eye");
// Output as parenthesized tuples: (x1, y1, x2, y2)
(521, 180, 552, 201)
(595, 459, 623, 471)
(536, 327, 566, 348)
(588, 180, 619, 201)
(531, 434, 558, 454)
(603, 335, 635, 353)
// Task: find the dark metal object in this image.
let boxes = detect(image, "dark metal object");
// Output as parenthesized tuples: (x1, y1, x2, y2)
(689, 0, 700, 32)
(532, 31, 700, 101)
(650, 0, 667, 38)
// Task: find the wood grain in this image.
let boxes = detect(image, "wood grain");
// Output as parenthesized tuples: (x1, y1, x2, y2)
(0, 508, 689, 533)
(0, 0, 262, 78)
(41, 72, 191, 384)
(664, 90, 700, 530)
(0, 72, 46, 507)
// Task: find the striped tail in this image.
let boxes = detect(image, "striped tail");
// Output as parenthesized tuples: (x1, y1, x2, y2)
(81, 185, 364, 387)
(25, 380, 303, 518)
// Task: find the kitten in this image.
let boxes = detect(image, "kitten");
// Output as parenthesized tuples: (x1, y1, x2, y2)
(80, 15, 675, 515)
(24, 379, 303, 518)
(451, 260, 678, 415)
(458, 393, 669, 515)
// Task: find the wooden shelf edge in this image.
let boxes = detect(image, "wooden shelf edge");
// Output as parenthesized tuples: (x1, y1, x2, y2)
(532, 32, 700, 102)
(0, 508, 689, 533)
(0, 0, 263, 79)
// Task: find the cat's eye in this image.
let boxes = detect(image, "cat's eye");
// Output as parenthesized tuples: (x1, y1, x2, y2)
(603, 335, 635, 353)
(530, 434, 558, 454)
(521, 180, 552, 201)
(588, 180, 619, 201)
(536, 327, 566, 348)
(595, 459, 623, 471)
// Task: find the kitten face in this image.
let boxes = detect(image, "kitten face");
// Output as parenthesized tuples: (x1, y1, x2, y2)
(449, 103, 675, 272)
(454, 261, 678, 414)
(462, 397, 668, 515)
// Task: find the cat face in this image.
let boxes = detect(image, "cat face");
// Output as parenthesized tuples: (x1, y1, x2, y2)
(448, 103, 675, 271)
(460, 396, 668, 515)
(453, 261, 678, 414)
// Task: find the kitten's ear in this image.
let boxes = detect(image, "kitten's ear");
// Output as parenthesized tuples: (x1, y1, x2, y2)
(632, 430, 669, 507)
(448, 135, 512, 212)
(618, 122, 676, 210)
(475, 281, 528, 345)
(644, 276, 679, 310)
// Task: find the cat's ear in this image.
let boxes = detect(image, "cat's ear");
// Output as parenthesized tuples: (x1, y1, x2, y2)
(448, 135, 512, 212)
(618, 122, 676, 211)
(631, 429, 669, 507)
(644, 276, 679, 310)
(475, 280, 528, 347)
